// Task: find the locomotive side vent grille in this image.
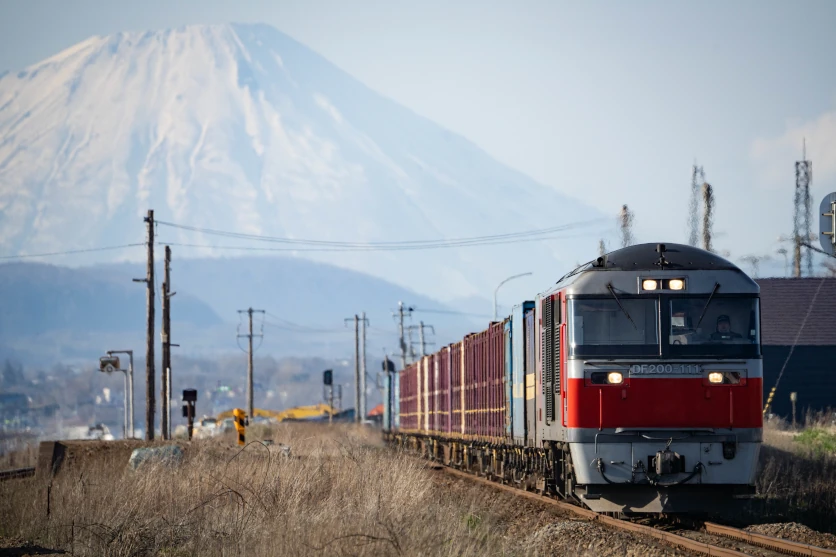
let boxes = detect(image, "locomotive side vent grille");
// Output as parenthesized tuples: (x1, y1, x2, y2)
(543, 297, 554, 424)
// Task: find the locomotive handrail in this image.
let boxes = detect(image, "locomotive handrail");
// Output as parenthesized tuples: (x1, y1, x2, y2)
(615, 426, 715, 432)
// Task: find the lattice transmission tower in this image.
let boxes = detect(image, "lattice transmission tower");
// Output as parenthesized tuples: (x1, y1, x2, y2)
(688, 163, 705, 247)
(792, 139, 813, 277)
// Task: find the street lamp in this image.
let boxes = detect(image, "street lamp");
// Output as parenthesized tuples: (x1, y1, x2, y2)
(494, 272, 533, 320)
(103, 350, 134, 439)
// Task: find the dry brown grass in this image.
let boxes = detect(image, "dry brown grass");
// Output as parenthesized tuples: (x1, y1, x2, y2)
(0, 424, 531, 557)
(749, 412, 836, 533)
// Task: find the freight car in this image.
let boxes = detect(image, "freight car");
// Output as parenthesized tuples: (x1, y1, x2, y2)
(382, 243, 763, 513)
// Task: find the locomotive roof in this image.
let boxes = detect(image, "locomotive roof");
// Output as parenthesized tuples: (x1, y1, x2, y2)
(566, 242, 739, 276)
(553, 242, 748, 290)
(601, 242, 740, 270)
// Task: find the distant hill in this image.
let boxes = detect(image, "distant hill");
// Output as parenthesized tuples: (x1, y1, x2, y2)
(0, 262, 221, 338)
(0, 257, 486, 365)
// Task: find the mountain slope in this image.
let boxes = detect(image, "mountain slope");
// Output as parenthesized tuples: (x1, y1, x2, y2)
(0, 23, 605, 301)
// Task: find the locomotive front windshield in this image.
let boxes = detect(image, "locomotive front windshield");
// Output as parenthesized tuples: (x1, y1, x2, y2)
(569, 299, 659, 357)
(668, 297, 760, 358)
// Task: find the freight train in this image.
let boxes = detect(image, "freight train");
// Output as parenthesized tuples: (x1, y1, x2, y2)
(382, 243, 763, 513)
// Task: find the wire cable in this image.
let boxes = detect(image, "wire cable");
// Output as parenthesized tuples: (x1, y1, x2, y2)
(155, 231, 598, 253)
(154, 218, 606, 251)
(0, 243, 145, 260)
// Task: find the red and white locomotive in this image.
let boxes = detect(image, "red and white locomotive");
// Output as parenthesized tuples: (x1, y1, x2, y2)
(384, 243, 763, 513)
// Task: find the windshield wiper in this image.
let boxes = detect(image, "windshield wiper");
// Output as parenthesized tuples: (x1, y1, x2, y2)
(695, 282, 720, 328)
(607, 283, 638, 330)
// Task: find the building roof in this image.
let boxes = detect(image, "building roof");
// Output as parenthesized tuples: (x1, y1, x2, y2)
(756, 277, 836, 346)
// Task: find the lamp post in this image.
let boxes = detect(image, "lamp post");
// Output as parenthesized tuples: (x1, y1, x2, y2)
(494, 272, 533, 320)
(106, 350, 134, 439)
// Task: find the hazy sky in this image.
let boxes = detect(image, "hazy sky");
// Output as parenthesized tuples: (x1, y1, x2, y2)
(2, 0, 836, 277)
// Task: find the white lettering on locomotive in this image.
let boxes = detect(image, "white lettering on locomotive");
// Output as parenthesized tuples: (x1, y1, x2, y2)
(629, 363, 702, 375)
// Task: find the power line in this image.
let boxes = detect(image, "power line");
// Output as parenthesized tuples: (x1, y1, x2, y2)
(156, 218, 606, 248)
(0, 243, 144, 260)
(411, 307, 493, 318)
(154, 230, 600, 253)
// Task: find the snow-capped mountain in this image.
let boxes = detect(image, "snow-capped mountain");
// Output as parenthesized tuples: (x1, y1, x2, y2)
(0, 23, 605, 301)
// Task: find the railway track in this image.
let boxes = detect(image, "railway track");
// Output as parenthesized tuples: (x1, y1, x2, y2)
(0, 466, 35, 481)
(432, 463, 836, 557)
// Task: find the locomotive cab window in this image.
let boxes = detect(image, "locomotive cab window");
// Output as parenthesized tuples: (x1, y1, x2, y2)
(668, 297, 760, 358)
(568, 298, 659, 357)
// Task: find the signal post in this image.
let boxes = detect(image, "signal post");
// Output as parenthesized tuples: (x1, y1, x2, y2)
(233, 408, 247, 445)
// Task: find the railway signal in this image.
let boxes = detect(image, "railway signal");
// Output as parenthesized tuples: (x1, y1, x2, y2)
(232, 408, 247, 445)
(182, 389, 197, 440)
(323, 369, 334, 424)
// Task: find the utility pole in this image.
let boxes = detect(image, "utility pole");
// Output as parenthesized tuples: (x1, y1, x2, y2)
(132, 210, 155, 440)
(161, 246, 171, 440)
(237, 307, 264, 418)
(408, 322, 435, 357)
(394, 302, 413, 369)
(418, 321, 436, 357)
(360, 311, 369, 421)
(345, 315, 361, 422)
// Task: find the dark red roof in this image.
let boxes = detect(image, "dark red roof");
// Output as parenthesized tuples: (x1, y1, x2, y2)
(756, 278, 836, 346)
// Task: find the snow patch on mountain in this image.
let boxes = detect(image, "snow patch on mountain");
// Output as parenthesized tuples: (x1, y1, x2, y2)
(0, 23, 605, 301)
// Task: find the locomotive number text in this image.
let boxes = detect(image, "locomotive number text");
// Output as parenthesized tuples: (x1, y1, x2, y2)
(629, 364, 702, 375)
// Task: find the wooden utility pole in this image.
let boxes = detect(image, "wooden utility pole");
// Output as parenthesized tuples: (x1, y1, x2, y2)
(360, 311, 368, 421)
(237, 308, 264, 419)
(345, 315, 360, 422)
(133, 210, 155, 440)
(161, 246, 171, 440)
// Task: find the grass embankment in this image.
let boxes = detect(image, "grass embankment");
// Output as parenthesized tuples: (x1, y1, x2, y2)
(752, 411, 836, 533)
(0, 424, 525, 557)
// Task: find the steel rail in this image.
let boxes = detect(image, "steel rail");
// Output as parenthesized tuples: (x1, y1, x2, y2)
(438, 465, 747, 557)
(704, 522, 836, 557)
(0, 466, 35, 481)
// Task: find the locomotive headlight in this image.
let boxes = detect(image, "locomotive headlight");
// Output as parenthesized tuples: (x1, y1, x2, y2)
(668, 279, 685, 290)
(607, 371, 624, 384)
(708, 372, 724, 384)
(642, 279, 658, 291)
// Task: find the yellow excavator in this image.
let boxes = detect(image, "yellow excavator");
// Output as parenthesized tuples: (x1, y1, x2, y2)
(216, 403, 336, 422)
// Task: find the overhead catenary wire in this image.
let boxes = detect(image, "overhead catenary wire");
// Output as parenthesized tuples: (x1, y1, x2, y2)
(0, 243, 145, 260)
(153, 218, 606, 251)
(154, 231, 601, 254)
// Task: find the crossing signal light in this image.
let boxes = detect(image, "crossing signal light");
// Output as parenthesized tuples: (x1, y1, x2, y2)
(323, 369, 333, 386)
(233, 408, 247, 445)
